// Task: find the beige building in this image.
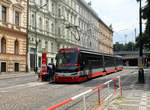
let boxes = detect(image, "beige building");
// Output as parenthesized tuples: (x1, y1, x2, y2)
(0, 0, 27, 73)
(99, 19, 113, 54)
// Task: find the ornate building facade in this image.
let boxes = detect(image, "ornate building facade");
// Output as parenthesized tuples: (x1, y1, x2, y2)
(99, 20, 113, 54)
(28, 0, 99, 71)
(0, 0, 27, 73)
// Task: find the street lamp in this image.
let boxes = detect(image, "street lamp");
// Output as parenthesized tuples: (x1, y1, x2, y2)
(33, 1, 48, 73)
(137, 0, 145, 83)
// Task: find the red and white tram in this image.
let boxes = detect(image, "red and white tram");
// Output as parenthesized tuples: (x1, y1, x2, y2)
(55, 47, 123, 83)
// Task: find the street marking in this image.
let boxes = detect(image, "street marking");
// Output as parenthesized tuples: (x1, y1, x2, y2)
(51, 85, 66, 88)
(0, 82, 47, 91)
(0, 90, 8, 93)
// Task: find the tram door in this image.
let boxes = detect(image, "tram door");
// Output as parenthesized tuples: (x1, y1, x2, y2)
(1, 62, 6, 72)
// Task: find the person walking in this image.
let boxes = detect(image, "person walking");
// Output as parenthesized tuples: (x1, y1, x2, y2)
(51, 61, 55, 82)
(47, 63, 52, 81)
(47, 61, 55, 83)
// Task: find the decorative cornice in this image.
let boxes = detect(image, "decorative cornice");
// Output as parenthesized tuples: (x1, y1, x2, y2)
(13, 3, 24, 11)
(1, 0, 12, 4)
(0, 26, 27, 36)
(0, 0, 12, 7)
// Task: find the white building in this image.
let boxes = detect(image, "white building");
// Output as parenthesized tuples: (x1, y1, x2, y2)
(28, 0, 99, 71)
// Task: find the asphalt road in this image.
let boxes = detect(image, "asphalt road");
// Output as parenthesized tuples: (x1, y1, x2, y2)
(0, 68, 138, 110)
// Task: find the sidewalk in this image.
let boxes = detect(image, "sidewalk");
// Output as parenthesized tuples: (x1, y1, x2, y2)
(0, 72, 36, 80)
(106, 69, 150, 110)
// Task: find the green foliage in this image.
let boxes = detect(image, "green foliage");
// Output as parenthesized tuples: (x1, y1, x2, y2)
(113, 42, 138, 51)
(142, 0, 150, 50)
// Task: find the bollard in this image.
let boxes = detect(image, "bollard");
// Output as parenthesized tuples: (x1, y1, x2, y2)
(120, 81, 122, 96)
(98, 88, 101, 104)
(114, 80, 116, 90)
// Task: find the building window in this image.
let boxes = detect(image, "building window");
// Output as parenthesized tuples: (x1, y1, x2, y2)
(2, 6, 7, 22)
(1, 37, 6, 53)
(38, 57, 41, 67)
(46, 20, 49, 32)
(39, 17, 42, 30)
(67, 12, 69, 20)
(52, 3, 54, 13)
(40, 0, 42, 6)
(31, 14, 35, 27)
(51, 42, 53, 52)
(46, 0, 49, 10)
(57, 44, 60, 51)
(14, 40, 19, 54)
(38, 40, 42, 52)
(58, 27, 61, 35)
(51, 23, 54, 33)
(58, 8, 61, 17)
(15, 11, 19, 26)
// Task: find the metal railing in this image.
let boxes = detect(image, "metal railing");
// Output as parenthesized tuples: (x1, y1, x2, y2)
(46, 76, 122, 110)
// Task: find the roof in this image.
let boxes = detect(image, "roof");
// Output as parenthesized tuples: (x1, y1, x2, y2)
(78, 0, 99, 20)
(78, 0, 113, 33)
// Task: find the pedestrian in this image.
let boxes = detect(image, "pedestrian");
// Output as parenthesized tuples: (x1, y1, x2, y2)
(47, 62, 55, 83)
(51, 61, 55, 82)
(47, 63, 52, 81)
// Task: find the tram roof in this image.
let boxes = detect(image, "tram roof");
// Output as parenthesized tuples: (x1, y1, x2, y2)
(60, 47, 122, 58)
(78, 48, 116, 57)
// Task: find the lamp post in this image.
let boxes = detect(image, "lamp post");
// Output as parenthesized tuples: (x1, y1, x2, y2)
(33, 2, 48, 73)
(137, 0, 145, 83)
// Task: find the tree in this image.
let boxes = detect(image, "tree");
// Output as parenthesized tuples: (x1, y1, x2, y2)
(113, 42, 138, 51)
(142, 0, 150, 50)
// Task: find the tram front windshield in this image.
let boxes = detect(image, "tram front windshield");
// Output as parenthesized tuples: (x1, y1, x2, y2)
(56, 49, 78, 72)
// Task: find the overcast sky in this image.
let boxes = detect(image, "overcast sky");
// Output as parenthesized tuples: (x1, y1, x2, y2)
(85, 0, 146, 44)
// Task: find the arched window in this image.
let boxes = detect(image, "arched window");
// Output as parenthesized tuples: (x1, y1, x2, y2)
(1, 37, 6, 53)
(14, 40, 19, 54)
